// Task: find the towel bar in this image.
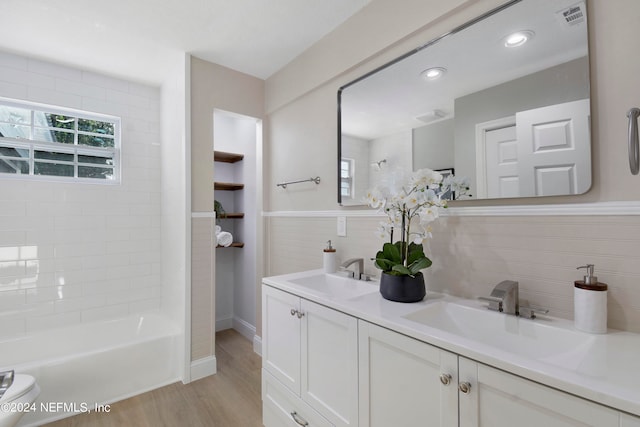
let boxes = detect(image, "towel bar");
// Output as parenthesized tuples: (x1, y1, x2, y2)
(277, 176, 321, 189)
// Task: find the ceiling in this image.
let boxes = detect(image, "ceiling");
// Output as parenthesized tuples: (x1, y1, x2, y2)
(341, 0, 589, 140)
(0, 0, 371, 85)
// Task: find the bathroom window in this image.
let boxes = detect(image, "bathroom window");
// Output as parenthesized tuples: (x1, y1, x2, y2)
(0, 98, 120, 183)
(340, 158, 354, 199)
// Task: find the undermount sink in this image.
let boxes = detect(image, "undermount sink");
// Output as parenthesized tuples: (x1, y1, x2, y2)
(289, 273, 378, 299)
(403, 301, 596, 361)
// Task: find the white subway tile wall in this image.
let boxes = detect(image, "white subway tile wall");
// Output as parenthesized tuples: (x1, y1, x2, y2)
(0, 52, 161, 339)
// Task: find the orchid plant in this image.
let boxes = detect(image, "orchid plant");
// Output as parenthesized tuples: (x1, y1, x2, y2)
(365, 168, 470, 277)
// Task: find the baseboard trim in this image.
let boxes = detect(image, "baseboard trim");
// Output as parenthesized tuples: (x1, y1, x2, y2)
(253, 335, 262, 356)
(216, 317, 233, 332)
(190, 356, 217, 381)
(233, 316, 256, 342)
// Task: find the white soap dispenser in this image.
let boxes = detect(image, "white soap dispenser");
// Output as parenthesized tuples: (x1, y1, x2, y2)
(323, 240, 337, 274)
(574, 264, 608, 334)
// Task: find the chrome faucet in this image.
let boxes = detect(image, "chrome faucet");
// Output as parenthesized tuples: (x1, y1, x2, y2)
(340, 258, 364, 280)
(479, 280, 549, 319)
(479, 280, 519, 315)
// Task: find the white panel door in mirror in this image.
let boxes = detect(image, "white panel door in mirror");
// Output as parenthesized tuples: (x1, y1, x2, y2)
(485, 124, 518, 198)
(517, 99, 591, 196)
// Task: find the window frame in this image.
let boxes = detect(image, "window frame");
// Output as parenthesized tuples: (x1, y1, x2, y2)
(340, 158, 354, 199)
(0, 97, 121, 184)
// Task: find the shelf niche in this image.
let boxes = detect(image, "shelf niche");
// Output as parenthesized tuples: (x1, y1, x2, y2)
(214, 150, 244, 163)
(216, 242, 245, 249)
(214, 182, 244, 191)
(216, 212, 244, 219)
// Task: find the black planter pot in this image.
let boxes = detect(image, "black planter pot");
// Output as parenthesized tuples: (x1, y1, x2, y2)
(379, 272, 426, 303)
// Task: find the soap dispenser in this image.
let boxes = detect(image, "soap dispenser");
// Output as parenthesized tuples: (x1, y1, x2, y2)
(323, 240, 337, 274)
(574, 264, 608, 334)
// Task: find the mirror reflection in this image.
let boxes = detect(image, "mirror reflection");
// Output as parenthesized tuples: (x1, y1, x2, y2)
(338, 0, 590, 206)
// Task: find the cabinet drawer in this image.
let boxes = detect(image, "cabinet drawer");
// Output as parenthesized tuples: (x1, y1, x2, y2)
(263, 369, 335, 427)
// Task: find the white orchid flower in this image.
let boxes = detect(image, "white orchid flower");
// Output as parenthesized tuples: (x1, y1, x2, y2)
(365, 187, 385, 209)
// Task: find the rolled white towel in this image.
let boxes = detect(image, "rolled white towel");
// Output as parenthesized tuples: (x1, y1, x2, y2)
(215, 225, 222, 234)
(217, 231, 233, 247)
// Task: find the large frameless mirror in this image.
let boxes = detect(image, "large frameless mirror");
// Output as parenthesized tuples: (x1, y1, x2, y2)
(338, 0, 590, 206)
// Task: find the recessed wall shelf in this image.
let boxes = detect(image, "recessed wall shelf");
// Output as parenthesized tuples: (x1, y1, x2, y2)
(216, 242, 245, 248)
(214, 150, 244, 163)
(214, 182, 244, 191)
(216, 212, 245, 219)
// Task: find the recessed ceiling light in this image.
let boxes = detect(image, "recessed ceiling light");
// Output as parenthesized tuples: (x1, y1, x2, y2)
(504, 30, 535, 48)
(420, 67, 447, 81)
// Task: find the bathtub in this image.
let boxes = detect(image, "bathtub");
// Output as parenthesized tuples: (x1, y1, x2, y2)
(0, 313, 181, 426)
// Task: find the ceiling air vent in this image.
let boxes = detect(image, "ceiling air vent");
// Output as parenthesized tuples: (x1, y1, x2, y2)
(557, 2, 586, 27)
(416, 109, 446, 124)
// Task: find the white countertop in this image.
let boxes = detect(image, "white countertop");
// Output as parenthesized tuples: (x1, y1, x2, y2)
(263, 269, 640, 417)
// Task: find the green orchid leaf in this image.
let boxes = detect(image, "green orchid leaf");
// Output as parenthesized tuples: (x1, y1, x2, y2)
(382, 242, 401, 263)
(407, 248, 425, 265)
(394, 241, 406, 254)
(374, 258, 395, 271)
(392, 265, 412, 276)
(409, 257, 432, 274)
(408, 242, 423, 253)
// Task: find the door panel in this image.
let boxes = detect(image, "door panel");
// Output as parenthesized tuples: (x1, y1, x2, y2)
(485, 124, 518, 198)
(517, 99, 591, 196)
(459, 357, 618, 427)
(359, 321, 458, 427)
(301, 300, 358, 427)
(262, 286, 301, 394)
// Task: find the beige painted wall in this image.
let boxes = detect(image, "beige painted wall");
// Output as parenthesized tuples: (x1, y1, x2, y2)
(261, 0, 640, 335)
(190, 57, 264, 361)
(191, 57, 265, 212)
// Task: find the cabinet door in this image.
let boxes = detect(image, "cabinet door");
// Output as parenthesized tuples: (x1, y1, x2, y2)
(621, 413, 640, 427)
(262, 286, 301, 394)
(301, 299, 358, 427)
(458, 358, 619, 427)
(358, 320, 458, 427)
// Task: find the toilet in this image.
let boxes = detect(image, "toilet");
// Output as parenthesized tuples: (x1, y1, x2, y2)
(0, 373, 40, 427)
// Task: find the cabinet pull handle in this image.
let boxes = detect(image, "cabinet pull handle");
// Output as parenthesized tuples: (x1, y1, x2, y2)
(458, 382, 472, 394)
(290, 411, 309, 426)
(628, 107, 640, 175)
(439, 373, 452, 385)
(290, 308, 297, 316)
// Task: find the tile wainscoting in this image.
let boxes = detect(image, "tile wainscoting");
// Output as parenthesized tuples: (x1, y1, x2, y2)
(265, 207, 640, 333)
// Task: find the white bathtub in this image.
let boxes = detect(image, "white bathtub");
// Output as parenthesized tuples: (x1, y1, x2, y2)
(0, 313, 181, 426)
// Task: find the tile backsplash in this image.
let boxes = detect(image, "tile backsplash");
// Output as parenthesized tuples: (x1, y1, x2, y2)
(0, 51, 161, 339)
(266, 213, 640, 333)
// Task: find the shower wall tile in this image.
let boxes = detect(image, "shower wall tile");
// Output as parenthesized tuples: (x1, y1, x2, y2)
(0, 52, 162, 339)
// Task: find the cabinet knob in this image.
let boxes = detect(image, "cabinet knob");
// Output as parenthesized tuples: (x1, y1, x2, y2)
(290, 309, 305, 318)
(439, 373, 452, 385)
(458, 382, 472, 394)
(290, 411, 309, 426)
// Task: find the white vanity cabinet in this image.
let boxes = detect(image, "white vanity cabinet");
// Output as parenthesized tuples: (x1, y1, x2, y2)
(621, 413, 640, 427)
(359, 320, 626, 427)
(458, 358, 619, 427)
(262, 285, 359, 427)
(358, 321, 458, 427)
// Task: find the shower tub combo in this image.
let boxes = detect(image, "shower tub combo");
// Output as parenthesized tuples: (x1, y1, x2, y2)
(0, 313, 181, 426)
